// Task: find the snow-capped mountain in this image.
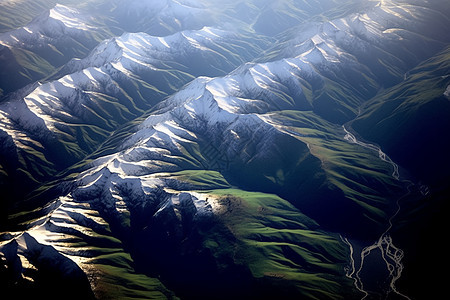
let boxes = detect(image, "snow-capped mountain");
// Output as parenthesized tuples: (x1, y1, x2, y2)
(1, 0, 449, 299)
(63, 26, 262, 76)
(0, 26, 267, 142)
(0, 25, 269, 204)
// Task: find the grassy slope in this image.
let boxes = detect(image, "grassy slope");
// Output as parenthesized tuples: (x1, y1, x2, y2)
(6, 168, 349, 299)
(0, 47, 56, 93)
(131, 153, 394, 298)
(352, 46, 450, 185)
(206, 188, 355, 299)
(0, 0, 55, 32)
(138, 167, 356, 299)
(220, 109, 405, 238)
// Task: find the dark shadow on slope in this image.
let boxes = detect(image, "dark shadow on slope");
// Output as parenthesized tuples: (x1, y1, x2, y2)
(0, 233, 95, 300)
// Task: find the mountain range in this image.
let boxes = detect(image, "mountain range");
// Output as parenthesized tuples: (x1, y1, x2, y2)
(1, 0, 449, 299)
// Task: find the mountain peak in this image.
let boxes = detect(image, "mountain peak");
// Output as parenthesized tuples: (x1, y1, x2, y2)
(46, 4, 89, 30)
(25, 3, 93, 35)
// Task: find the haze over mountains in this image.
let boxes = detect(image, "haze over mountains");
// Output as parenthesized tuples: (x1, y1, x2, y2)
(0, 0, 449, 299)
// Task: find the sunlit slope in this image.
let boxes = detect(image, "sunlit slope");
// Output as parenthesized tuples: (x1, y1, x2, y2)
(0, 27, 269, 205)
(0, 196, 178, 300)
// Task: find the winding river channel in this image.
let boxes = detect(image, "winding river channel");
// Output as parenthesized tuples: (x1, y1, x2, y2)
(341, 125, 411, 300)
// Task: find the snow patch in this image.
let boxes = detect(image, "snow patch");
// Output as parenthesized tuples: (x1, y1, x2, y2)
(444, 84, 450, 98)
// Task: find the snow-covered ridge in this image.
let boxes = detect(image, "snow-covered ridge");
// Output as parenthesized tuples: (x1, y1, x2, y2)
(22, 67, 118, 130)
(93, 56, 318, 176)
(68, 26, 232, 72)
(1, 27, 232, 123)
(1, 0, 436, 159)
(0, 24, 263, 171)
(0, 165, 216, 291)
(0, 26, 237, 143)
(45, 4, 92, 30)
(270, 0, 434, 64)
(0, 4, 93, 47)
(67, 27, 247, 83)
(0, 67, 109, 155)
(55, 57, 323, 235)
(88, 0, 441, 181)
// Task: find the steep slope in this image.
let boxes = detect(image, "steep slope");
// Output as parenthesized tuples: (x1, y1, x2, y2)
(352, 45, 450, 186)
(0, 197, 177, 300)
(1, 53, 405, 299)
(0, 26, 269, 225)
